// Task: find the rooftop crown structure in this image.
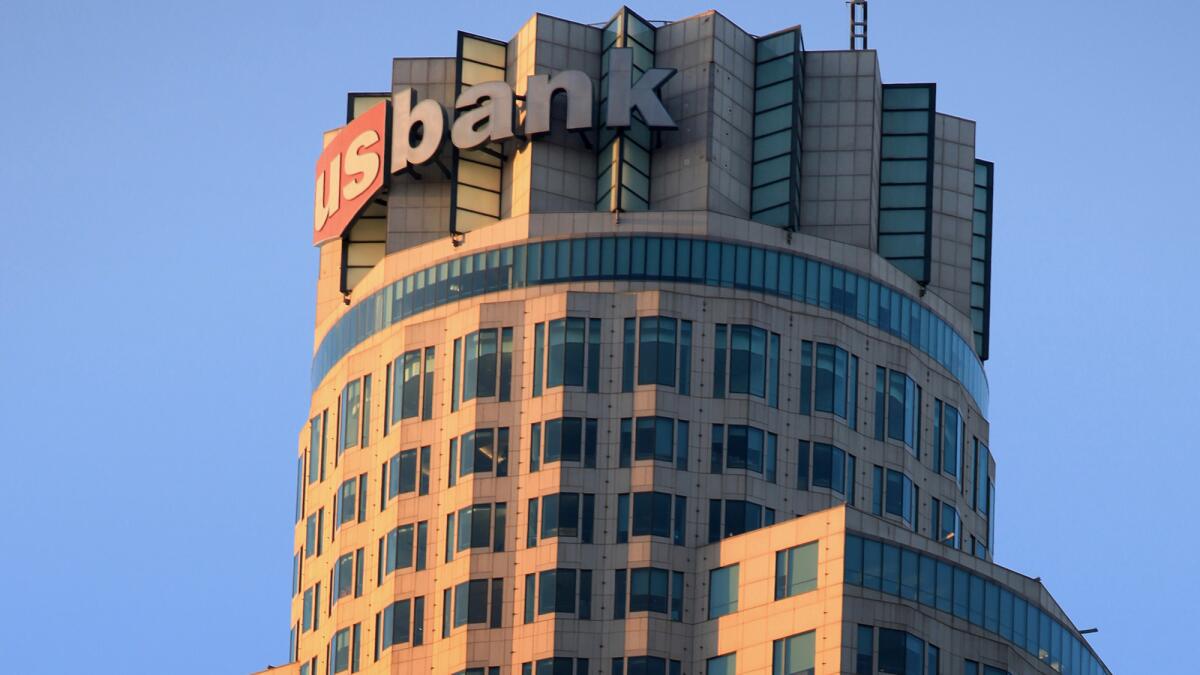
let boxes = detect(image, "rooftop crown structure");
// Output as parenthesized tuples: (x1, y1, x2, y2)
(260, 7, 1109, 675)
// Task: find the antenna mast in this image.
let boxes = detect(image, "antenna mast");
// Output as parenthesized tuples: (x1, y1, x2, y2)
(849, 0, 868, 50)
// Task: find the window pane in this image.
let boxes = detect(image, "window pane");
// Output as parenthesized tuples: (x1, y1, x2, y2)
(547, 319, 565, 387)
(477, 329, 497, 398)
(564, 318, 586, 386)
(774, 631, 815, 675)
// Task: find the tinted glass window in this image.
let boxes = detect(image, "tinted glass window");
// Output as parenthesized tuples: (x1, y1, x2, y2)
(709, 565, 738, 618)
(775, 542, 818, 599)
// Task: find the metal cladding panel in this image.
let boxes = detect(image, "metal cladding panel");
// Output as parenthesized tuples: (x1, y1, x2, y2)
(878, 83, 937, 284)
(971, 159, 993, 360)
(595, 7, 656, 213)
(750, 28, 805, 230)
(451, 32, 507, 234)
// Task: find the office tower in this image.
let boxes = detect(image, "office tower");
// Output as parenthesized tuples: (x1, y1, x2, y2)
(262, 7, 1109, 675)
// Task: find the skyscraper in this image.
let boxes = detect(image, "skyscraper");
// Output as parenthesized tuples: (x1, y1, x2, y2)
(263, 7, 1110, 675)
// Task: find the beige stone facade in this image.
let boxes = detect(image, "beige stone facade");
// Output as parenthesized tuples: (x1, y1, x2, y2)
(259, 7, 1109, 675)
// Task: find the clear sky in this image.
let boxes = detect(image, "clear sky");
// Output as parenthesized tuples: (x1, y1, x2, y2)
(0, 1, 1193, 673)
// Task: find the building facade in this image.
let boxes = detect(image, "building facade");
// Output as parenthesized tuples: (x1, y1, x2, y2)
(261, 7, 1109, 675)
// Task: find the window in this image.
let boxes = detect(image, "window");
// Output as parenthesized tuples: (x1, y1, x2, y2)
(533, 417, 598, 468)
(330, 627, 351, 673)
(856, 625, 874, 675)
(526, 498, 539, 547)
(848, 454, 858, 505)
(882, 543, 901, 595)
(523, 574, 536, 623)
(316, 508, 324, 554)
(302, 585, 315, 632)
(612, 657, 681, 675)
(628, 568, 670, 617)
(640, 316, 676, 386)
(533, 493, 594, 543)
(621, 567, 684, 620)
(304, 513, 318, 558)
(710, 424, 776, 480)
(877, 627, 925, 674)
(878, 83, 934, 283)
(901, 548, 919, 601)
(295, 456, 305, 525)
(328, 623, 360, 674)
(448, 503, 506, 553)
(797, 441, 810, 490)
(613, 569, 626, 618)
(617, 492, 686, 544)
(809, 443, 849, 495)
(457, 328, 512, 404)
(332, 552, 355, 602)
(984, 578, 1003, 629)
(533, 568, 592, 618)
(708, 499, 775, 542)
(772, 631, 815, 675)
(526, 658, 590, 675)
(336, 478, 357, 526)
(379, 522, 426, 577)
(814, 343, 844, 416)
(381, 446, 430, 508)
(548, 318, 584, 388)
(933, 500, 961, 549)
(448, 428, 509, 483)
(623, 316, 691, 391)
(884, 469, 917, 526)
(632, 492, 670, 538)
(847, 353, 860, 430)
(338, 376, 367, 452)
(934, 399, 962, 479)
(875, 367, 920, 454)
(377, 599, 412, 651)
(421, 348, 435, 418)
(709, 565, 738, 618)
(972, 163, 994, 357)
(713, 323, 779, 404)
(619, 416, 687, 467)
(616, 494, 629, 543)
(973, 438, 991, 515)
(872, 466, 883, 514)
(308, 412, 326, 484)
(388, 347, 433, 425)
(535, 318, 600, 393)
(730, 324, 766, 397)
(707, 654, 736, 675)
(775, 542, 818, 599)
(750, 29, 801, 228)
(798, 341, 857, 421)
(451, 578, 502, 628)
(621, 318, 635, 392)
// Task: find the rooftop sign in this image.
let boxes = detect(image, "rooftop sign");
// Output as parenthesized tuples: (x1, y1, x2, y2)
(313, 48, 676, 245)
(313, 100, 388, 245)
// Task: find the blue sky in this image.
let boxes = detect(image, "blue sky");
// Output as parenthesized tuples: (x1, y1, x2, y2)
(0, 1, 1193, 673)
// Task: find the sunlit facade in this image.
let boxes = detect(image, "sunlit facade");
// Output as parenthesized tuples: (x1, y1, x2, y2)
(254, 8, 1108, 675)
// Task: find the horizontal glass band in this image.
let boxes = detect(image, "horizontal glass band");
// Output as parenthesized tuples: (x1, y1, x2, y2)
(312, 235, 989, 414)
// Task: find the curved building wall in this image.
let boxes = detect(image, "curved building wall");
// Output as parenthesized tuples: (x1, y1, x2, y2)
(288, 213, 1002, 674)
